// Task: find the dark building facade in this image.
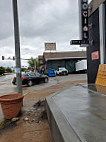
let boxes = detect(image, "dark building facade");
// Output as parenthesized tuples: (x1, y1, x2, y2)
(38, 55, 44, 67)
(87, 9, 100, 83)
(87, 0, 106, 83)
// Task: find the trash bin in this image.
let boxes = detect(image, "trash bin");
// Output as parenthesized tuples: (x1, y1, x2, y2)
(48, 69, 56, 77)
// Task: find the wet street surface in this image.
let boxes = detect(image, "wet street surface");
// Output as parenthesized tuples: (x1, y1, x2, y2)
(0, 73, 87, 96)
(0, 74, 15, 96)
(0, 74, 14, 82)
(0, 74, 87, 120)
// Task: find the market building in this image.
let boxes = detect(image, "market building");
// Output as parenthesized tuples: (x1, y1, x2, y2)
(38, 51, 86, 73)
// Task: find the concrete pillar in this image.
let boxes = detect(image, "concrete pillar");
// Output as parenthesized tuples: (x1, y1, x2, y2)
(99, 3, 105, 64)
(79, 0, 82, 40)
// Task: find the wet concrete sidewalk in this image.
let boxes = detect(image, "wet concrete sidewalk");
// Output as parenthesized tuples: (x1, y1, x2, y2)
(46, 84, 106, 142)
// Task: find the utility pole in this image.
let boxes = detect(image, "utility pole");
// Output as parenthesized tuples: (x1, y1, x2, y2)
(12, 0, 22, 94)
(34, 59, 36, 71)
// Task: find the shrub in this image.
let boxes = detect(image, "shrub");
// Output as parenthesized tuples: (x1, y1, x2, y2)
(5, 67, 12, 73)
(0, 67, 5, 75)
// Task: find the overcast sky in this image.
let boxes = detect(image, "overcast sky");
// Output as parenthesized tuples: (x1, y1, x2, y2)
(0, 0, 91, 66)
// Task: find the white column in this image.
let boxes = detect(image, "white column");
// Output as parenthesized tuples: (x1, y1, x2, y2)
(79, 0, 82, 40)
(99, 4, 105, 64)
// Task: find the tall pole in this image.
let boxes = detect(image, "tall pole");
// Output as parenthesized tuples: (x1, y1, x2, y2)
(13, 0, 22, 94)
(79, 0, 82, 40)
(34, 59, 36, 71)
(99, 4, 105, 64)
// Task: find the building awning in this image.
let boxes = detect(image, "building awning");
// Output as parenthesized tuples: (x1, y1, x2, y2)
(45, 57, 86, 61)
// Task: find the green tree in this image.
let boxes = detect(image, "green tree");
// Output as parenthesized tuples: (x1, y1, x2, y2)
(28, 57, 39, 70)
(36, 58, 39, 68)
(5, 67, 12, 73)
(28, 57, 35, 69)
(0, 67, 5, 75)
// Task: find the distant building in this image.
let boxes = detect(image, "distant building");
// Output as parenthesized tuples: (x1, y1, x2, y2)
(38, 51, 87, 73)
(38, 55, 44, 67)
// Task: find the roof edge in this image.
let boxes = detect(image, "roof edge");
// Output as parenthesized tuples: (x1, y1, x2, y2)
(45, 57, 87, 61)
(88, 0, 105, 17)
(44, 51, 86, 53)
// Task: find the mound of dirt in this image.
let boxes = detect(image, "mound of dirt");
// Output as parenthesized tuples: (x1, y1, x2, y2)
(22, 100, 47, 124)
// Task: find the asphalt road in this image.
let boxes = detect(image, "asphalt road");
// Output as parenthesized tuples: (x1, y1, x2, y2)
(0, 74, 16, 96)
(0, 73, 87, 96)
(0, 74, 14, 82)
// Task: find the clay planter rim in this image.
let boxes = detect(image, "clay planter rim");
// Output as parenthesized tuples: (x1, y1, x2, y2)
(0, 93, 24, 103)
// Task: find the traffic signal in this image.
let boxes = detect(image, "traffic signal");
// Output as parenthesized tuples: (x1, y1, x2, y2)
(13, 56, 15, 60)
(2, 56, 4, 60)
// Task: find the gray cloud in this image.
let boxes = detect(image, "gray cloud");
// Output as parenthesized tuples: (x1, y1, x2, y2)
(19, 0, 79, 40)
(0, 0, 86, 65)
(0, 0, 13, 40)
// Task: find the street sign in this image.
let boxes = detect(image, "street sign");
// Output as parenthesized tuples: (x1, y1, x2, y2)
(70, 40, 89, 46)
(70, 40, 82, 45)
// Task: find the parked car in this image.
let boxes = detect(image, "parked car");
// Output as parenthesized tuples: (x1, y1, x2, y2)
(56, 67, 68, 75)
(12, 72, 48, 87)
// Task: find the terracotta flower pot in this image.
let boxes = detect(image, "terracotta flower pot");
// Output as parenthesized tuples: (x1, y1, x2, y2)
(0, 93, 24, 119)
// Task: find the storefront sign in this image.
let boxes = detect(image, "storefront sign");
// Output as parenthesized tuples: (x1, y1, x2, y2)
(45, 43, 56, 51)
(70, 0, 88, 46)
(91, 51, 99, 60)
(81, 0, 88, 42)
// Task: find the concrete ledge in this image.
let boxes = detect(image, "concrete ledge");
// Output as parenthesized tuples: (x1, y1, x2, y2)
(46, 84, 106, 142)
(46, 87, 81, 142)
